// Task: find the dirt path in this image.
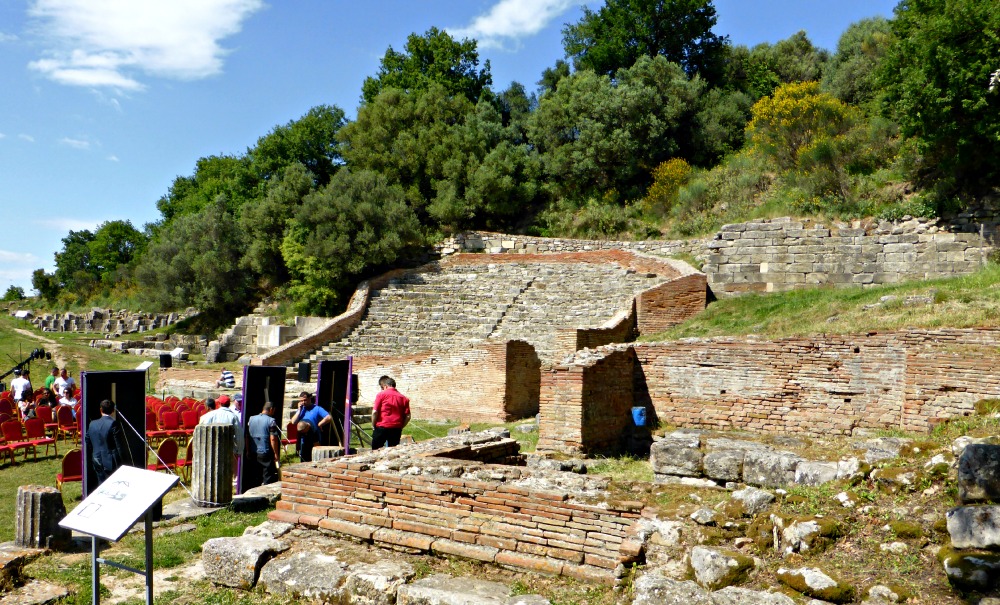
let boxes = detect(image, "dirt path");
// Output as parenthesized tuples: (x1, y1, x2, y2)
(11, 328, 70, 368)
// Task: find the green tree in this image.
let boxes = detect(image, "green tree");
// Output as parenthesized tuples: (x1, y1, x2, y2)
(723, 33, 829, 100)
(53, 229, 96, 289)
(527, 55, 703, 201)
(31, 269, 59, 303)
(248, 105, 346, 186)
(2, 286, 25, 302)
(155, 155, 254, 221)
(879, 0, 1000, 191)
(537, 60, 570, 95)
(361, 27, 492, 104)
(281, 169, 423, 314)
(88, 220, 146, 276)
(239, 162, 315, 289)
(822, 17, 892, 107)
(562, 0, 727, 82)
(136, 197, 250, 315)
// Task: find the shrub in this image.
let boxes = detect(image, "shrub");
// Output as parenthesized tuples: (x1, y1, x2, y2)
(643, 158, 692, 217)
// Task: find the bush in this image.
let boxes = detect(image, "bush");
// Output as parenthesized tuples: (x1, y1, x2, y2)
(643, 159, 692, 217)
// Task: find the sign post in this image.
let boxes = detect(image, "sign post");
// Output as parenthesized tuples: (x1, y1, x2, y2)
(60, 466, 178, 605)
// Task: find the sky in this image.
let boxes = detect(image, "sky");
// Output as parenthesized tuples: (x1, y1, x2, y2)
(0, 0, 899, 294)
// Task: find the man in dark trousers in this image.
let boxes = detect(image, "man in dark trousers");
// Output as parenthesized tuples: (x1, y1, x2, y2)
(248, 402, 281, 485)
(371, 376, 410, 450)
(86, 399, 128, 487)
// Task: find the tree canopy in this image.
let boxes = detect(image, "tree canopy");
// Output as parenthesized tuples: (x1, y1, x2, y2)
(562, 0, 727, 82)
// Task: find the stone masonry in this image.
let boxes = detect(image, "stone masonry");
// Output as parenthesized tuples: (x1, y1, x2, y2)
(21, 308, 191, 334)
(269, 430, 645, 584)
(436, 214, 997, 297)
(538, 328, 1000, 453)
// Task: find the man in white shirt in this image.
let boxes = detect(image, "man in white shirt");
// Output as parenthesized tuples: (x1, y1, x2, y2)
(10, 369, 32, 416)
(199, 395, 244, 455)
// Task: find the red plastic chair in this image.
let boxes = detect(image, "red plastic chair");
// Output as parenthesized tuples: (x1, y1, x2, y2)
(0, 399, 13, 417)
(55, 406, 79, 442)
(180, 410, 199, 434)
(160, 411, 187, 443)
(0, 435, 15, 466)
(281, 421, 298, 455)
(0, 412, 11, 425)
(1, 420, 34, 461)
(56, 449, 83, 489)
(147, 438, 179, 473)
(24, 418, 57, 459)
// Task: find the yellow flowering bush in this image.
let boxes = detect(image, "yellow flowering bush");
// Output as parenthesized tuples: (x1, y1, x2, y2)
(643, 158, 692, 216)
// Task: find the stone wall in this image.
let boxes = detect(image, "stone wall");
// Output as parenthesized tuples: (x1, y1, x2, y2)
(270, 431, 644, 583)
(21, 308, 190, 334)
(537, 329, 1000, 452)
(437, 215, 998, 297)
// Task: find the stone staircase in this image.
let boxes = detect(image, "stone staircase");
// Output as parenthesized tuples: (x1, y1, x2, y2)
(487, 264, 665, 360)
(285, 260, 676, 377)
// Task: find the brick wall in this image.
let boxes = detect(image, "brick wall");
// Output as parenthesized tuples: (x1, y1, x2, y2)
(537, 348, 637, 454)
(270, 434, 645, 583)
(636, 272, 707, 334)
(349, 341, 537, 423)
(537, 329, 1000, 451)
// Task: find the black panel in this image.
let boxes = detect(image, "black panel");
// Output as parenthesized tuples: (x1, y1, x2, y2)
(317, 360, 351, 447)
(238, 365, 286, 493)
(80, 370, 147, 497)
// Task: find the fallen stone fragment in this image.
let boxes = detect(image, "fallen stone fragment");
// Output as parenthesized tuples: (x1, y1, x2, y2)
(834, 492, 858, 508)
(691, 508, 720, 526)
(947, 505, 1000, 549)
(202, 535, 289, 589)
(651, 433, 703, 477)
(794, 461, 839, 486)
(731, 487, 775, 516)
(631, 573, 713, 605)
(704, 450, 745, 482)
(742, 450, 803, 488)
(259, 550, 348, 601)
(396, 574, 550, 605)
(710, 586, 796, 605)
(859, 438, 910, 464)
(775, 567, 854, 603)
(345, 559, 415, 605)
(958, 444, 1000, 504)
(939, 547, 1000, 592)
(244, 520, 294, 539)
(0, 580, 69, 605)
(861, 584, 904, 604)
(689, 546, 753, 590)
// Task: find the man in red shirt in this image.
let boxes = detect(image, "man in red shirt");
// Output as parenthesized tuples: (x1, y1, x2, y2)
(371, 375, 410, 449)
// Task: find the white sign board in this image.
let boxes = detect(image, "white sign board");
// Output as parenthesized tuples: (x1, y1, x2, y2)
(14, 310, 31, 319)
(59, 466, 178, 542)
(135, 361, 154, 371)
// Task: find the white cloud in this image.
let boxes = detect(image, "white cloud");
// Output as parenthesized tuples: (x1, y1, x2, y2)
(0, 33, 18, 43)
(0, 133, 6, 139)
(19, 134, 35, 142)
(34, 217, 101, 232)
(107, 154, 120, 162)
(27, 0, 265, 91)
(59, 136, 91, 150)
(0, 250, 41, 291)
(450, 0, 583, 50)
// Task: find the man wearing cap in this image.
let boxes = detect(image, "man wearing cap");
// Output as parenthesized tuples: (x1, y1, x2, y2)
(290, 392, 330, 462)
(200, 395, 244, 455)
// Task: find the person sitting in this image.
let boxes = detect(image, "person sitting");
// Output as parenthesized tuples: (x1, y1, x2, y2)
(59, 385, 79, 418)
(216, 368, 236, 389)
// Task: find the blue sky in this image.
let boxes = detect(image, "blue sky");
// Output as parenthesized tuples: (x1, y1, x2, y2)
(0, 0, 898, 294)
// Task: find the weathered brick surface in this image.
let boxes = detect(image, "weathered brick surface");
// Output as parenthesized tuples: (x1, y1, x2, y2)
(269, 432, 642, 582)
(537, 328, 1000, 451)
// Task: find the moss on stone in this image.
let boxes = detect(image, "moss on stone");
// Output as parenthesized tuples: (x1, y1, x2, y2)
(776, 567, 855, 603)
(746, 516, 775, 552)
(974, 398, 1000, 416)
(889, 520, 923, 539)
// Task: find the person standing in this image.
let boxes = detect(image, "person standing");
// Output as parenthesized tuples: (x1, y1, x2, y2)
(371, 376, 410, 450)
(11, 369, 32, 419)
(53, 369, 67, 397)
(290, 392, 330, 462)
(248, 402, 281, 485)
(86, 399, 128, 487)
(200, 394, 244, 456)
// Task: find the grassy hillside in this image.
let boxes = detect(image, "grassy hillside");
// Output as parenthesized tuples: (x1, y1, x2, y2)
(646, 263, 1000, 341)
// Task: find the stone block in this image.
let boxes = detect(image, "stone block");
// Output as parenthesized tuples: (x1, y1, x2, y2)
(947, 505, 1000, 549)
(259, 551, 348, 601)
(345, 560, 415, 605)
(794, 461, 839, 487)
(203, 535, 289, 589)
(703, 450, 744, 482)
(958, 444, 1000, 504)
(742, 450, 803, 488)
(689, 546, 753, 590)
(397, 574, 550, 605)
(731, 487, 775, 516)
(650, 433, 703, 477)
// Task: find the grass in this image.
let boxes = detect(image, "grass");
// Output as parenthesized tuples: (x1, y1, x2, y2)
(646, 263, 1000, 341)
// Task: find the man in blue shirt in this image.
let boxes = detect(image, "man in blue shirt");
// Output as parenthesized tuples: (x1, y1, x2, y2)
(248, 402, 281, 484)
(290, 391, 330, 462)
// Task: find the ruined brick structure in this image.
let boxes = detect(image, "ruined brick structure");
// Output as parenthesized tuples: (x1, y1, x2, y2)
(269, 431, 644, 583)
(537, 328, 1000, 453)
(255, 251, 705, 422)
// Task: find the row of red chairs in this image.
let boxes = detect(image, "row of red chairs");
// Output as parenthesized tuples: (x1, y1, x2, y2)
(0, 418, 57, 465)
(54, 437, 197, 490)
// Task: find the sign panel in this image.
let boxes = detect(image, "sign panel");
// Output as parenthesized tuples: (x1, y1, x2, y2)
(59, 465, 178, 542)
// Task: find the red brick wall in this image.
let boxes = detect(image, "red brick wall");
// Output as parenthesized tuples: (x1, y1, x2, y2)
(537, 329, 1000, 449)
(270, 455, 644, 583)
(636, 272, 707, 334)
(505, 340, 541, 418)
